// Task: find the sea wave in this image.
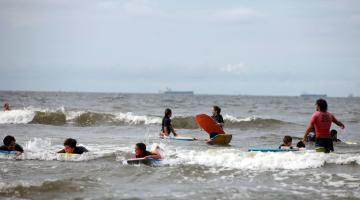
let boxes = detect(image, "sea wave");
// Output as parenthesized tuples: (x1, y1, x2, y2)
(0, 109, 291, 129)
(166, 148, 360, 171)
(0, 177, 98, 196)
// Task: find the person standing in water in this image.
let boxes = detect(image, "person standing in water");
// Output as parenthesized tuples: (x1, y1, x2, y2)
(302, 99, 345, 153)
(160, 108, 178, 137)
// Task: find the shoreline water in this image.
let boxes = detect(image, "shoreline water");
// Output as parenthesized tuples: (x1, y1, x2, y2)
(0, 91, 359, 199)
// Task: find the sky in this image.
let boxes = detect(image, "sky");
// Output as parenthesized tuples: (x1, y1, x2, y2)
(0, 0, 359, 96)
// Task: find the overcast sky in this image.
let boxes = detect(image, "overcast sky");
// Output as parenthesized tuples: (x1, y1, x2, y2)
(0, 0, 359, 96)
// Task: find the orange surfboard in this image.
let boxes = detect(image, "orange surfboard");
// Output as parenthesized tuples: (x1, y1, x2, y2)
(194, 114, 225, 134)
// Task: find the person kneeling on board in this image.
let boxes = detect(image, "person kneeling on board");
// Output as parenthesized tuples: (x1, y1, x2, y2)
(0, 135, 24, 154)
(279, 135, 305, 150)
(160, 108, 178, 137)
(206, 106, 224, 144)
(134, 143, 161, 159)
(57, 138, 88, 154)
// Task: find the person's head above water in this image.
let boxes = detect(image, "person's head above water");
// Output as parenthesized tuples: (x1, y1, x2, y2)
(282, 135, 292, 146)
(330, 129, 338, 138)
(316, 99, 328, 112)
(3, 103, 10, 111)
(135, 143, 146, 157)
(164, 108, 172, 118)
(63, 138, 77, 153)
(3, 135, 16, 150)
(212, 106, 221, 116)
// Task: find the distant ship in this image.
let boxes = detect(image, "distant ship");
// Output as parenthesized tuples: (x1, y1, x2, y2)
(161, 88, 194, 95)
(300, 93, 327, 98)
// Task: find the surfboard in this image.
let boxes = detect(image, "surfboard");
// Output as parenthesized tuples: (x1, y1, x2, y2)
(0, 150, 17, 155)
(209, 134, 232, 145)
(345, 141, 357, 145)
(162, 136, 197, 141)
(126, 158, 162, 166)
(195, 114, 225, 134)
(195, 114, 232, 145)
(248, 148, 299, 152)
(57, 153, 80, 157)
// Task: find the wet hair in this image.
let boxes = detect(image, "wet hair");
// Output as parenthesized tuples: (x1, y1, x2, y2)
(164, 108, 172, 117)
(136, 143, 146, 152)
(316, 99, 328, 112)
(297, 141, 306, 148)
(64, 138, 77, 148)
(330, 129, 337, 137)
(3, 103, 10, 110)
(213, 106, 221, 114)
(3, 135, 15, 146)
(283, 135, 292, 144)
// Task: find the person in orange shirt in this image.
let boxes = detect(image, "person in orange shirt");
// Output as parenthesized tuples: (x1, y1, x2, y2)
(303, 99, 345, 153)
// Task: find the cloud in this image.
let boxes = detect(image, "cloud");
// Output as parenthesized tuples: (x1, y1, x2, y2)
(210, 8, 263, 23)
(220, 63, 246, 74)
(351, 14, 360, 23)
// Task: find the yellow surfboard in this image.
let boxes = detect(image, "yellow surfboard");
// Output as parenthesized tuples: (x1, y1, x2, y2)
(210, 134, 232, 145)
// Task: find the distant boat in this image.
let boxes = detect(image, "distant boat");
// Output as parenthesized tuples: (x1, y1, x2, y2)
(161, 88, 194, 95)
(300, 93, 327, 98)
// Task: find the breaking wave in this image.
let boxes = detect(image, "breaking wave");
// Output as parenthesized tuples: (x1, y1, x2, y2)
(0, 109, 291, 129)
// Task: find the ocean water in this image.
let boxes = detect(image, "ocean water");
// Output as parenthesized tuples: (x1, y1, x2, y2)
(0, 91, 359, 200)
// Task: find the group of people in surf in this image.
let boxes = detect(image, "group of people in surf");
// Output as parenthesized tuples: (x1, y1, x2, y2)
(1, 98, 345, 158)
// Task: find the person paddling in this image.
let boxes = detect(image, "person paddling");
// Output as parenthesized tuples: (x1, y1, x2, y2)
(134, 143, 161, 159)
(0, 135, 24, 155)
(57, 138, 88, 154)
(302, 99, 345, 153)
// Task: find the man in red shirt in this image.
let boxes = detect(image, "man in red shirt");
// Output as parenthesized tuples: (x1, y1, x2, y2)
(303, 99, 345, 153)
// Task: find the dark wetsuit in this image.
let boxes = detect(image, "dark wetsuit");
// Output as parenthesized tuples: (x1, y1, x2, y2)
(162, 116, 172, 134)
(58, 146, 88, 154)
(0, 144, 24, 152)
(210, 114, 224, 139)
(212, 114, 224, 127)
(136, 150, 155, 158)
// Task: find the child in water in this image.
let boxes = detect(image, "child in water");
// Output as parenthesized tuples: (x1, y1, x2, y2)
(134, 143, 162, 159)
(279, 135, 306, 149)
(330, 129, 341, 142)
(206, 106, 225, 144)
(57, 138, 88, 154)
(3, 103, 10, 111)
(212, 106, 224, 128)
(160, 108, 178, 137)
(279, 135, 293, 149)
(0, 135, 24, 155)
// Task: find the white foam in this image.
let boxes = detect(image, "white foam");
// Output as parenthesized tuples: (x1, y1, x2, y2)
(0, 109, 35, 124)
(65, 110, 86, 120)
(165, 148, 360, 171)
(115, 112, 162, 125)
(223, 114, 257, 122)
(0, 137, 129, 161)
